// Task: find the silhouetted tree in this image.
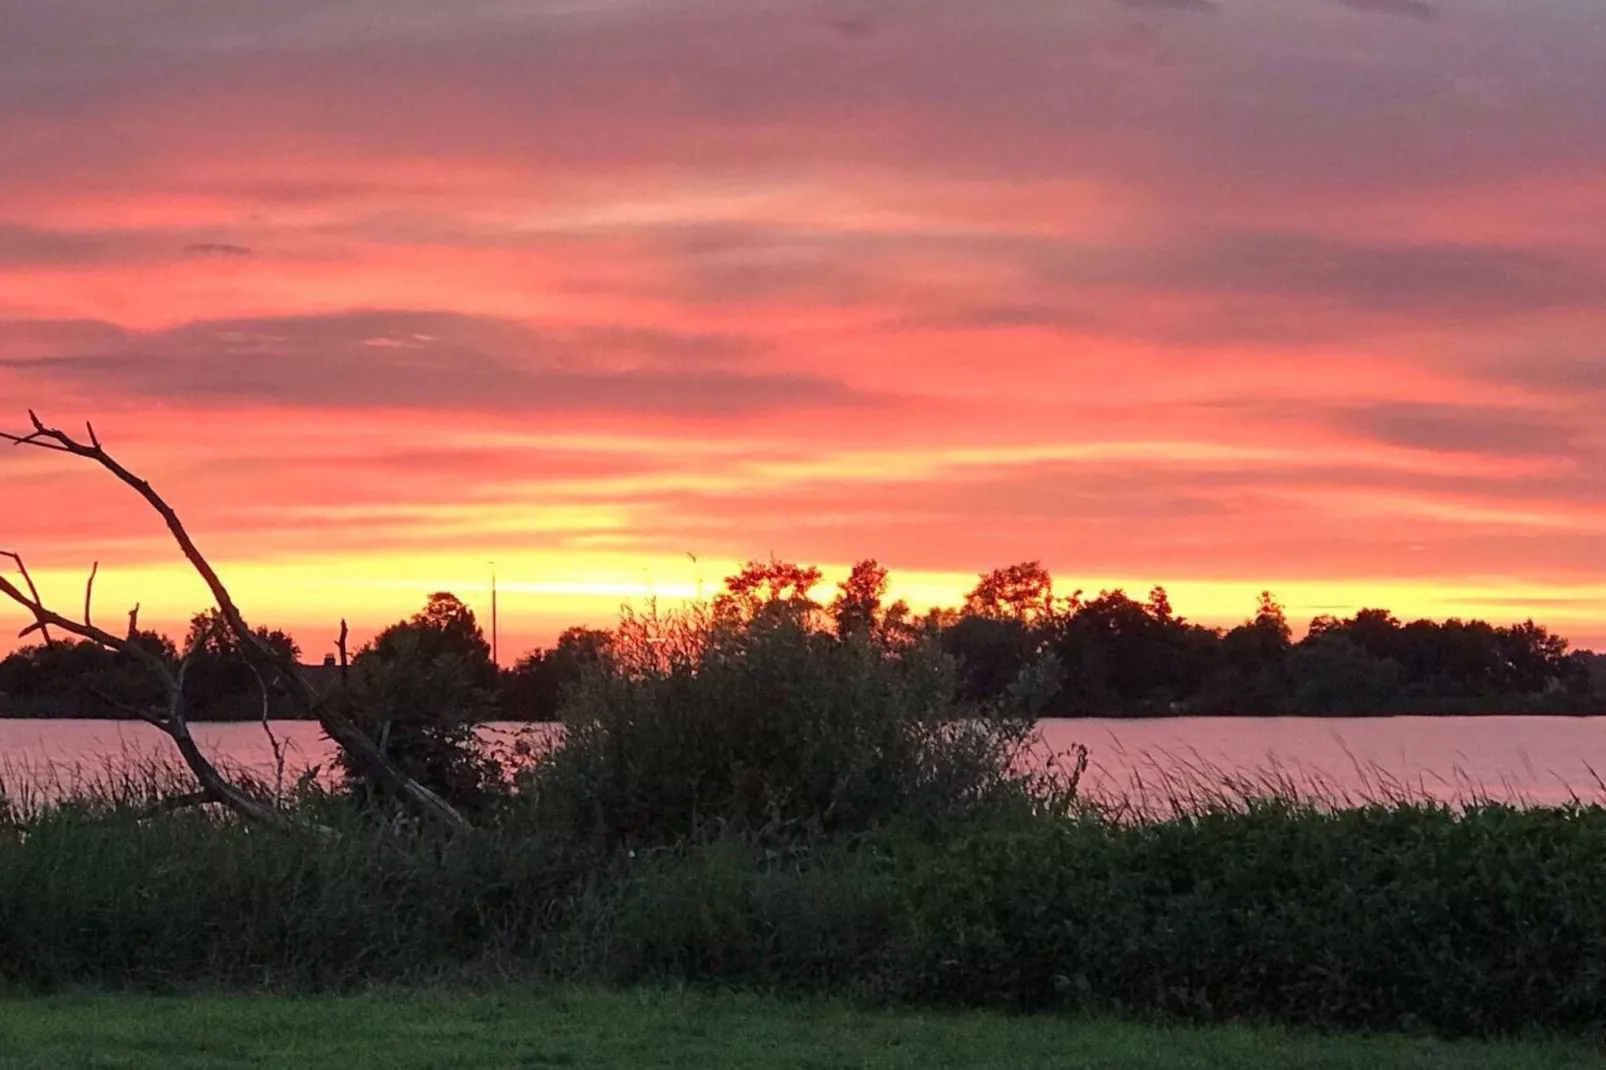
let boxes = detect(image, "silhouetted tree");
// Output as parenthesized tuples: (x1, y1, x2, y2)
(1287, 632, 1403, 716)
(713, 558, 824, 628)
(832, 559, 887, 639)
(501, 626, 613, 721)
(942, 614, 1039, 705)
(1045, 587, 1217, 714)
(1343, 608, 1404, 662)
(1199, 592, 1293, 715)
(830, 558, 913, 644)
(0, 640, 115, 716)
(1495, 620, 1573, 694)
(964, 561, 1061, 624)
(181, 608, 301, 718)
(367, 592, 495, 682)
(339, 593, 499, 806)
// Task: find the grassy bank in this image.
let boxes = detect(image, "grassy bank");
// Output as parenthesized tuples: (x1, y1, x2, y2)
(1, 988, 1599, 1070)
(6, 800, 1606, 1039)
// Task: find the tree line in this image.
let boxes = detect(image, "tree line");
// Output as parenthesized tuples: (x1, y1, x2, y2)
(2, 558, 1601, 723)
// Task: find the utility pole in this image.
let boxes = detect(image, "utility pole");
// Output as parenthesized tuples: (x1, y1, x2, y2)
(489, 561, 498, 667)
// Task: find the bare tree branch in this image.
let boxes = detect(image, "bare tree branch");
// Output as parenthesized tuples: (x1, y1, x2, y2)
(0, 413, 70, 452)
(0, 572, 169, 678)
(336, 619, 352, 700)
(83, 560, 98, 629)
(157, 643, 302, 829)
(85, 686, 169, 730)
(0, 571, 304, 830)
(2, 412, 471, 832)
(1, 551, 53, 646)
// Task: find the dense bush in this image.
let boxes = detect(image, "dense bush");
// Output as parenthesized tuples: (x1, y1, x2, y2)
(877, 803, 1606, 1034)
(520, 608, 1045, 847)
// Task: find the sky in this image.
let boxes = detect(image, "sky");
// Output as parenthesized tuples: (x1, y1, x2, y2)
(3, 0, 1605, 659)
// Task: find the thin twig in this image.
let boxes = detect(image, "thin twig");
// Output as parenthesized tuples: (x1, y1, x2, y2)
(248, 660, 287, 804)
(83, 560, 98, 628)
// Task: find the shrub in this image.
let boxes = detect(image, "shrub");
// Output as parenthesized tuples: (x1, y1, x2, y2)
(336, 594, 501, 809)
(520, 609, 1045, 847)
(339, 632, 500, 808)
(568, 838, 900, 992)
(879, 801, 1606, 1035)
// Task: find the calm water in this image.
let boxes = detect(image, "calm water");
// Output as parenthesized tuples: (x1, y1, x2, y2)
(2, 717, 1603, 808)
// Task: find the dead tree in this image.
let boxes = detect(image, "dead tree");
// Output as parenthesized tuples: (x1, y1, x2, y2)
(0, 580, 295, 828)
(0, 411, 471, 832)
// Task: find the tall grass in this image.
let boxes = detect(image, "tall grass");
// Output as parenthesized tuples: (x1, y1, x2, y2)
(1, 750, 209, 825)
(5, 788, 1606, 1037)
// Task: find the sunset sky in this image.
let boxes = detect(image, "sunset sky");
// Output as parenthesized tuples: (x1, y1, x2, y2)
(3, 0, 1605, 659)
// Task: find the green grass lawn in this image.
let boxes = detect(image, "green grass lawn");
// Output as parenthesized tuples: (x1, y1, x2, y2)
(0, 988, 1597, 1070)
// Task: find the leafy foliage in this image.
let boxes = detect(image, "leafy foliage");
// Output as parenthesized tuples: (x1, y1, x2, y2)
(336, 593, 500, 808)
(499, 626, 613, 722)
(0, 632, 176, 718)
(179, 609, 301, 719)
(522, 606, 1044, 847)
(712, 559, 825, 629)
(964, 561, 1060, 624)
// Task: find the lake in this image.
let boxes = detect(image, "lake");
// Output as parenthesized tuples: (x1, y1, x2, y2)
(2, 716, 1603, 809)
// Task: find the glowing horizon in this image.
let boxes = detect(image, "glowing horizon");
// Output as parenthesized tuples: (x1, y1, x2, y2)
(4, 0, 1606, 654)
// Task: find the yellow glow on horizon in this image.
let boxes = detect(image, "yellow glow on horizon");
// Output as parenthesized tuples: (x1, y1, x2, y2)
(10, 550, 1606, 660)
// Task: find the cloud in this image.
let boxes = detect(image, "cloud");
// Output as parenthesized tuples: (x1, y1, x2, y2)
(184, 242, 254, 258)
(0, 225, 261, 267)
(543, 223, 1605, 349)
(0, 224, 151, 267)
(1086, 233, 1602, 320)
(555, 447, 1606, 582)
(5, 310, 882, 419)
(1337, 402, 1577, 459)
(3, 0, 1600, 216)
(1483, 356, 1606, 397)
(0, 318, 128, 358)
(1112, 0, 1217, 11)
(911, 230, 1604, 349)
(1338, 0, 1436, 20)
